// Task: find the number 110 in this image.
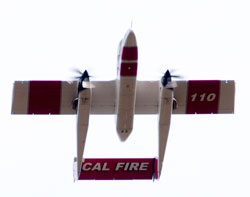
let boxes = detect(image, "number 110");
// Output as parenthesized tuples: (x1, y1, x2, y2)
(191, 93, 216, 102)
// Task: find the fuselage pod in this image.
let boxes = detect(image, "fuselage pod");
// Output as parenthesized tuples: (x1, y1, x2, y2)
(116, 30, 138, 141)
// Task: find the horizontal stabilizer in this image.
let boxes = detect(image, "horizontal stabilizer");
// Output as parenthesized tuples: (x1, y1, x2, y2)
(74, 158, 158, 181)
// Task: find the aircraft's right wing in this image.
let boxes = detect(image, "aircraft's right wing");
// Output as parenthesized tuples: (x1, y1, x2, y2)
(135, 80, 235, 114)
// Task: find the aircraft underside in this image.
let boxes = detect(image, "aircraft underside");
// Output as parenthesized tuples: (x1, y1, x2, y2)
(11, 29, 235, 181)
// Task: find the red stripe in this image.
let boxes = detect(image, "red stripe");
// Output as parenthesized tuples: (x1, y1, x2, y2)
(28, 81, 61, 114)
(79, 158, 156, 180)
(121, 47, 138, 60)
(186, 80, 220, 114)
(120, 62, 137, 76)
(154, 158, 158, 180)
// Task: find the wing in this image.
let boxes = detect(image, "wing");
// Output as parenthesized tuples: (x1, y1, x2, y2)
(135, 80, 235, 114)
(173, 80, 235, 114)
(90, 81, 116, 114)
(11, 81, 78, 114)
(11, 80, 117, 115)
(11, 80, 235, 115)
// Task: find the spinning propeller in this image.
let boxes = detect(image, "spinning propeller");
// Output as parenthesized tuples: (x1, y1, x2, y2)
(161, 69, 182, 89)
(72, 69, 95, 93)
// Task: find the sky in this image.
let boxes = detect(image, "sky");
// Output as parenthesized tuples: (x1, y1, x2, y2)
(1, 0, 250, 196)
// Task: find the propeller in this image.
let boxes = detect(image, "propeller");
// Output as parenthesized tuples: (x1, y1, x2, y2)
(72, 69, 95, 91)
(161, 69, 182, 89)
(72, 68, 83, 76)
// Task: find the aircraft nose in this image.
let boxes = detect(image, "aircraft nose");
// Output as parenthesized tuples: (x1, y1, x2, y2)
(124, 30, 137, 47)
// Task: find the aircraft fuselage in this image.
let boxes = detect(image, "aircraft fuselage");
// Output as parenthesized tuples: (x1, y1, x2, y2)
(116, 30, 138, 141)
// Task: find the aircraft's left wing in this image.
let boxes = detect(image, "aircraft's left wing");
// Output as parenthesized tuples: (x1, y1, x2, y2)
(12, 81, 78, 114)
(11, 80, 118, 115)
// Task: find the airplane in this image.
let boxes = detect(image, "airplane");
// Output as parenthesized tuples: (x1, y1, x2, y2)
(11, 29, 235, 181)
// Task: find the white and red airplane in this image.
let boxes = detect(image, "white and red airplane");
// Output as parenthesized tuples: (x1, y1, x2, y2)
(11, 29, 235, 181)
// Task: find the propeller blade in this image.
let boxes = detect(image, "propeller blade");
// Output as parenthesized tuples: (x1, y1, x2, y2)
(171, 75, 182, 78)
(71, 68, 83, 75)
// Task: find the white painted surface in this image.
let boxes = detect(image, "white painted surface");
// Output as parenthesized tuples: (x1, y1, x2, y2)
(77, 89, 91, 177)
(116, 30, 138, 141)
(2, 0, 249, 196)
(158, 87, 173, 177)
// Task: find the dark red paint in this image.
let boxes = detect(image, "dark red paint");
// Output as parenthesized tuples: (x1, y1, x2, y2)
(28, 81, 61, 114)
(79, 158, 158, 180)
(186, 80, 220, 114)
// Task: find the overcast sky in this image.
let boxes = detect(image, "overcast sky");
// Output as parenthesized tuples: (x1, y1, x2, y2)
(1, 0, 250, 196)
